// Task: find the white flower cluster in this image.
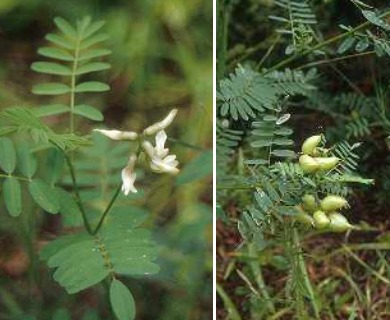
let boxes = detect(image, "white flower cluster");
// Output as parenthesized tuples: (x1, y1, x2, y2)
(94, 109, 179, 195)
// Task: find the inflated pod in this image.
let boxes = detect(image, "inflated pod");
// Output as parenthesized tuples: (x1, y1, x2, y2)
(302, 135, 322, 155)
(316, 157, 340, 171)
(328, 212, 353, 232)
(302, 194, 317, 212)
(313, 210, 330, 229)
(295, 206, 314, 226)
(299, 155, 319, 173)
(320, 195, 348, 212)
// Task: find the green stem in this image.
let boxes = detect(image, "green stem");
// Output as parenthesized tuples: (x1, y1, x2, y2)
(292, 228, 320, 319)
(264, 12, 390, 74)
(61, 148, 92, 234)
(92, 185, 122, 235)
(216, 283, 242, 320)
(247, 242, 276, 314)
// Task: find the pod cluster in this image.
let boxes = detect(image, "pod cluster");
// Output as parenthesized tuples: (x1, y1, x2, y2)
(299, 135, 340, 173)
(296, 194, 354, 232)
(295, 135, 354, 232)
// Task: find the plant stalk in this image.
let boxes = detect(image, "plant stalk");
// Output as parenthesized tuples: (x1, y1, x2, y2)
(292, 228, 320, 319)
(247, 242, 276, 314)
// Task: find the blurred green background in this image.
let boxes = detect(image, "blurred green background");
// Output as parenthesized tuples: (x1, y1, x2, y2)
(0, 0, 213, 319)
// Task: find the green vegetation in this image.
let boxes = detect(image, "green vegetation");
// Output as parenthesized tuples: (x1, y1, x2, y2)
(217, 0, 390, 319)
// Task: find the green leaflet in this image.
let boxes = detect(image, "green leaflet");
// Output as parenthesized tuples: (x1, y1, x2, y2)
(32, 83, 71, 95)
(0, 137, 16, 174)
(110, 279, 136, 320)
(17, 145, 37, 179)
(38, 47, 74, 61)
(29, 179, 60, 214)
(74, 82, 110, 93)
(3, 177, 22, 217)
(74, 62, 111, 75)
(54, 17, 78, 39)
(31, 62, 72, 76)
(34, 104, 70, 117)
(73, 105, 104, 121)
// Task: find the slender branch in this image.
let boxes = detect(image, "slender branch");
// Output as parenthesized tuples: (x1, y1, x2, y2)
(263, 11, 390, 74)
(92, 185, 122, 235)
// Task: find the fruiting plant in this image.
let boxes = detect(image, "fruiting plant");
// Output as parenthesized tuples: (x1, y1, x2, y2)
(0, 17, 180, 320)
(216, 0, 385, 318)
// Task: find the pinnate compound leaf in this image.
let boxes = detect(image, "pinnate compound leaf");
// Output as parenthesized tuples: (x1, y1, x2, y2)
(29, 179, 60, 214)
(75, 82, 110, 93)
(32, 83, 71, 95)
(40, 212, 159, 294)
(0, 137, 16, 174)
(110, 279, 136, 320)
(3, 177, 22, 217)
(73, 105, 104, 121)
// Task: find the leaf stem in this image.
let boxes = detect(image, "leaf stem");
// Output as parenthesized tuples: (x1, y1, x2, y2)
(70, 36, 81, 134)
(92, 184, 122, 235)
(0, 174, 31, 182)
(264, 11, 390, 74)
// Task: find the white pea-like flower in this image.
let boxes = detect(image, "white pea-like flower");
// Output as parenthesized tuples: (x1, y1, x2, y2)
(142, 130, 179, 175)
(143, 109, 178, 136)
(121, 155, 138, 195)
(93, 129, 138, 141)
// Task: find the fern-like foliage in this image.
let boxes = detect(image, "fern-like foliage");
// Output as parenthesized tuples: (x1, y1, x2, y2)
(31, 16, 111, 126)
(269, 0, 318, 54)
(331, 141, 361, 173)
(218, 66, 316, 120)
(0, 107, 90, 150)
(216, 120, 243, 177)
(247, 113, 295, 166)
(40, 207, 158, 294)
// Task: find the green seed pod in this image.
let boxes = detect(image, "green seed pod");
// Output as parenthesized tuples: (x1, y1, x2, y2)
(302, 194, 317, 212)
(328, 212, 353, 232)
(313, 210, 330, 229)
(302, 135, 322, 155)
(299, 155, 319, 173)
(320, 195, 348, 212)
(295, 206, 314, 226)
(316, 157, 340, 171)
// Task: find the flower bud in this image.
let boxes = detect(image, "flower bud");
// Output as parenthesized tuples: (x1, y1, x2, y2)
(316, 157, 340, 171)
(302, 194, 317, 212)
(328, 212, 353, 232)
(320, 195, 348, 212)
(299, 155, 319, 173)
(93, 129, 138, 141)
(302, 135, 322, 155)
(313, 210, 330, 229)
(143, 109, 178, 136)
(295, 205, 314, 226)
